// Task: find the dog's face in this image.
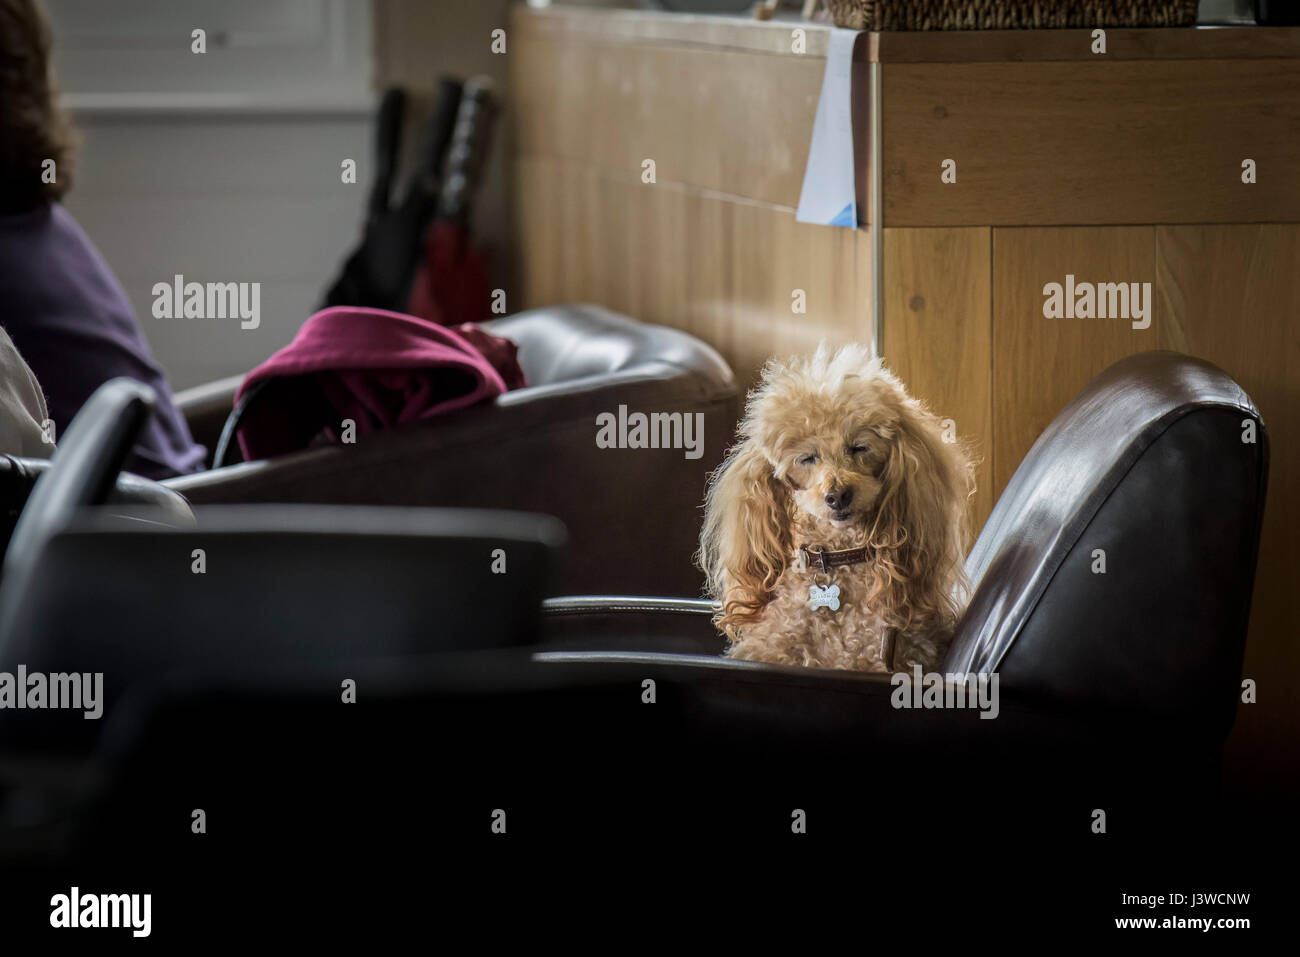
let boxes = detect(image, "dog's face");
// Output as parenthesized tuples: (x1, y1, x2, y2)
(777, 412, 895, 533)
(740, 347, 912, 536)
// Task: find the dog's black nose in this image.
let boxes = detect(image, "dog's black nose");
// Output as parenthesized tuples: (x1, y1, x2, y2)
(825, 486, 854, 510)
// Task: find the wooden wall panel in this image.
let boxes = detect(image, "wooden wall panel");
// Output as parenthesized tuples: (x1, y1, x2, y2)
(869, 24, 1300, 63)
(513, 158, 870, 396)
(623, 171, 691, 336)
(1156, 224, 1300, 789)
(990, 227, 1165, 497)
(882, 227, 994, 527)
(511, 20, 824, 208)
(731, 202, 869, 390)
(513, 5, 837, 57)
(883, 59, 1300, 226)
(514, 156, 562, 310)
(684, 189, 737, 373)
(510, 5, 870, 402)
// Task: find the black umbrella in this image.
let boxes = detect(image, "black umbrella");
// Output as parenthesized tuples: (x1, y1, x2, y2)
(321, 77, 463, 312)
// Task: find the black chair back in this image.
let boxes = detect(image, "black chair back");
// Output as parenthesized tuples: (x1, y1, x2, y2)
(945, 352, 1268, 736)
(0, 505, 564, 749)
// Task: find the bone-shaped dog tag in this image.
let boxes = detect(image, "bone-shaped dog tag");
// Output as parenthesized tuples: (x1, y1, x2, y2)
(808, 583, 840, 612)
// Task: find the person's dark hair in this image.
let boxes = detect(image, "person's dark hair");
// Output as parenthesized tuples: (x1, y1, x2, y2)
(0, 0, 77, 214)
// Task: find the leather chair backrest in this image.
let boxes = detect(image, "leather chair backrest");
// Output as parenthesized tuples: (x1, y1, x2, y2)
(167, 306, 738, 596)
(483, 304, 734, 390)
(0, 505, 564, 750)
(944, 352, 1268, 735)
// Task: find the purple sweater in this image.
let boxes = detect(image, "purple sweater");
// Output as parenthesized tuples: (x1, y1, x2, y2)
(0, 204, 205, 478)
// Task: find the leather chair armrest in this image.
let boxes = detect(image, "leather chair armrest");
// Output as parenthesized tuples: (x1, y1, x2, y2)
(174, 374, 244, 468)
(540, 596, 725, 655)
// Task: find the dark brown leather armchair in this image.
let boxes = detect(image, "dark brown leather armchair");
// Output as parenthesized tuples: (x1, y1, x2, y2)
(166, 305, 739, 596)
(517, 351, 1269, 815)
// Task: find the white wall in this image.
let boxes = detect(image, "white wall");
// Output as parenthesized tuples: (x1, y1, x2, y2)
(48, 0, 374, 389)
(64, 109, 372, 389)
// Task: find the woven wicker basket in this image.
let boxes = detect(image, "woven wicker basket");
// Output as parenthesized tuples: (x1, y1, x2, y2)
(826, 0, 1199, 30)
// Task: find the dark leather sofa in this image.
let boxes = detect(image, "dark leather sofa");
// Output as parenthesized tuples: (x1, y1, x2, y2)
(167, 305, 739, 596)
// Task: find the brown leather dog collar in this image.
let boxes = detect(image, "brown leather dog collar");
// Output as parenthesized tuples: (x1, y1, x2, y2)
(800, 543, 870, 574)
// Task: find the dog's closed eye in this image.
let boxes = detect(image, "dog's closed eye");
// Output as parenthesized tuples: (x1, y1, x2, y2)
(849, 440, 889, 475)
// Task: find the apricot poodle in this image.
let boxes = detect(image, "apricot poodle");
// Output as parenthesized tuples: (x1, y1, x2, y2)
(699, 344, 975, 672)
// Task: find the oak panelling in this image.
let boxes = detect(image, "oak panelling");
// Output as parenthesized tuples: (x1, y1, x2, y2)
(868, 25, 1300, 63)
(882, 227, 994, 527)
(556, 160, 596, 306)
(588, 169, 635, 318)
(512, 157, 870, 397)
(728, 200, 868, 392)
(1156, 224, 1300, 789)
(514, 156, 562, 310)
(882, 59, 1300, 226)
(513, 4, 837, 58)
(851, 55, 875, 226)
(684, 184, 735, 375)
(990, 227, 1165, 497)
(509, 25, 564, 163)
(511, 34, 824, 209)
(623, 163, 691, 339)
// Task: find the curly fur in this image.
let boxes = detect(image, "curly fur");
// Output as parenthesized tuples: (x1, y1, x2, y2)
(698, 343, 975, 672)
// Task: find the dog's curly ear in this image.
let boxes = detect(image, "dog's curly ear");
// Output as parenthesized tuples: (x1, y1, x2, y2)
(698, 438, 790, 633)
(870, 404, 974, 631)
